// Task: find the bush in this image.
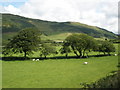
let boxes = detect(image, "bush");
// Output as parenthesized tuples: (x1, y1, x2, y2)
(80, 70, 120, 88)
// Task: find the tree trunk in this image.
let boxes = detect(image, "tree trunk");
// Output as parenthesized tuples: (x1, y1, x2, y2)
(44, 55, 47, 59)
(40, 54, 42, 58)
(78, 50, 82, 58)
(24, 51, 27, 59)
(74, 51, 79, 57)
(71, 45, 79, 57)
(108, 52, 111, 56)
(65, 53, 68, 58)
(86, 52, 89, 58)
(83, 50, 86, 57)
(80, 52, 82, 58)
(104, 52, 105, 55)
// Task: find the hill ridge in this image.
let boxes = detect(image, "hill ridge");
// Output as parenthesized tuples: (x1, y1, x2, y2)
(2, 13, 117, 44)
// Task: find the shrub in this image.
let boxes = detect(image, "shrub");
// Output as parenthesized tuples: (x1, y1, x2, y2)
(80, 70, 120, 88)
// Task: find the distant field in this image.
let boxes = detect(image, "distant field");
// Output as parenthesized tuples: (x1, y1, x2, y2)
(47, 33, 72, 40)
(41, 33, 110, 41)
(2, 56, 118, 88)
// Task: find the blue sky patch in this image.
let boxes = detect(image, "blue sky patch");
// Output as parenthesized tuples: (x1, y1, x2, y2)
(0, 0, 28, 7)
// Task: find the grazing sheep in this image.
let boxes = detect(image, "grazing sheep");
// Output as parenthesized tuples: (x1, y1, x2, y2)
(84, 62, 88, 65)
(115, 54, 117, 56)
(32, 59, 35, 61)
(36, 59, 39, 61)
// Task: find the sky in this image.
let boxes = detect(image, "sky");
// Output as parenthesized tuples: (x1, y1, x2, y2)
(0, 0, 119, 34)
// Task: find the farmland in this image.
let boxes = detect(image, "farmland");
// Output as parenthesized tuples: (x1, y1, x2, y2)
(2, 56, 118, 88)
(2, 44, 119, 88)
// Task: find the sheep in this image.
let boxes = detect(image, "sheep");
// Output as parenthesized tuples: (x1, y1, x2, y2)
(114, 54, 117, 56)
(32, 59, 35, 61)
(84, 62, 88, 65)
(36, 59, 39, 61)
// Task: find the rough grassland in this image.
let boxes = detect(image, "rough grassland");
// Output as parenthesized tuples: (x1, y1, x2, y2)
(2, 56, 118, 88)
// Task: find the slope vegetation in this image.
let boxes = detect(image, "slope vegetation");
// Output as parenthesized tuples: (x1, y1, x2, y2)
(2, 14, 117, 44)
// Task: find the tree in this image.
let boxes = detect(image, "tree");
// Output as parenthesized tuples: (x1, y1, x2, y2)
(64, 33, 97, 57)
(77, 33, 97, 57)
(65, 34, 83, 57)
(99, 41, 115, 55)
(59, 41, 71, 57)
(39, 43, 57, 59)
(3, 28, 41, 58)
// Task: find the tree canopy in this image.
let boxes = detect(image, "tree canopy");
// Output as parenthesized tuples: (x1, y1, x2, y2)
(59, 41, 71, 57)
(98, 41, 115, 55)
(39, 43, 57, 58)
(63, 33, 97, 57)
(3, 28, 41, 58)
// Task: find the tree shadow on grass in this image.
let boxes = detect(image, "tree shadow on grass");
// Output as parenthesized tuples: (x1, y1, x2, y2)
(1, 54, 111, 61)
(1, 57, 30, 61)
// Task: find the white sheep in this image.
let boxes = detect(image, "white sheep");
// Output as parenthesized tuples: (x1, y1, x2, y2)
(32, 59, 35, 61)
(36, 59, 39, 61)
(84, 62, 88, 65)
(114, 54, 117, 56)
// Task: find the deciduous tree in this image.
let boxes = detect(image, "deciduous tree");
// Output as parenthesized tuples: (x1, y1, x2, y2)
(64, 33, 97, 57)
(3, 28, 41, 58)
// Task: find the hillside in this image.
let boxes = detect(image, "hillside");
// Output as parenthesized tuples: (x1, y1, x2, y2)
(2, 14, 117, 44)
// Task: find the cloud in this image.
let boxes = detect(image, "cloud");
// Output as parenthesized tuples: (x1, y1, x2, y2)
(0, 0, 119, 34)
(0, 4, 21, 15)
(5, 5, 21, 14)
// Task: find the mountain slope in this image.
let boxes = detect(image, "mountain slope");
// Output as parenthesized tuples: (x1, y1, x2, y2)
(2, 14, 117, 44)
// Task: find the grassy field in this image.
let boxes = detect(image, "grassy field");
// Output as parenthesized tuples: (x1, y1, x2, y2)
(2, 56, 118, 88)
(2, 44, 119, 88)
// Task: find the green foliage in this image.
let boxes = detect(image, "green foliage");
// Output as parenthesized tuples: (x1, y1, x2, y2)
(39, 43, 57, 58)
(95, 41, 116, 55)
(2, 14, 35, 33)
(109, 38, 120, 43)
(80, 70, 120, 88)
(64, 33, 97, 57)
(102, 41, 115, 54)
(59, 42, 71, 57)
(2, 28, 41, 58)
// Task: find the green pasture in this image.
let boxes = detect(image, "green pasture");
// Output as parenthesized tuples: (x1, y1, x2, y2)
(2, 56, 118, 88)
(1, 44, 119, 88)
